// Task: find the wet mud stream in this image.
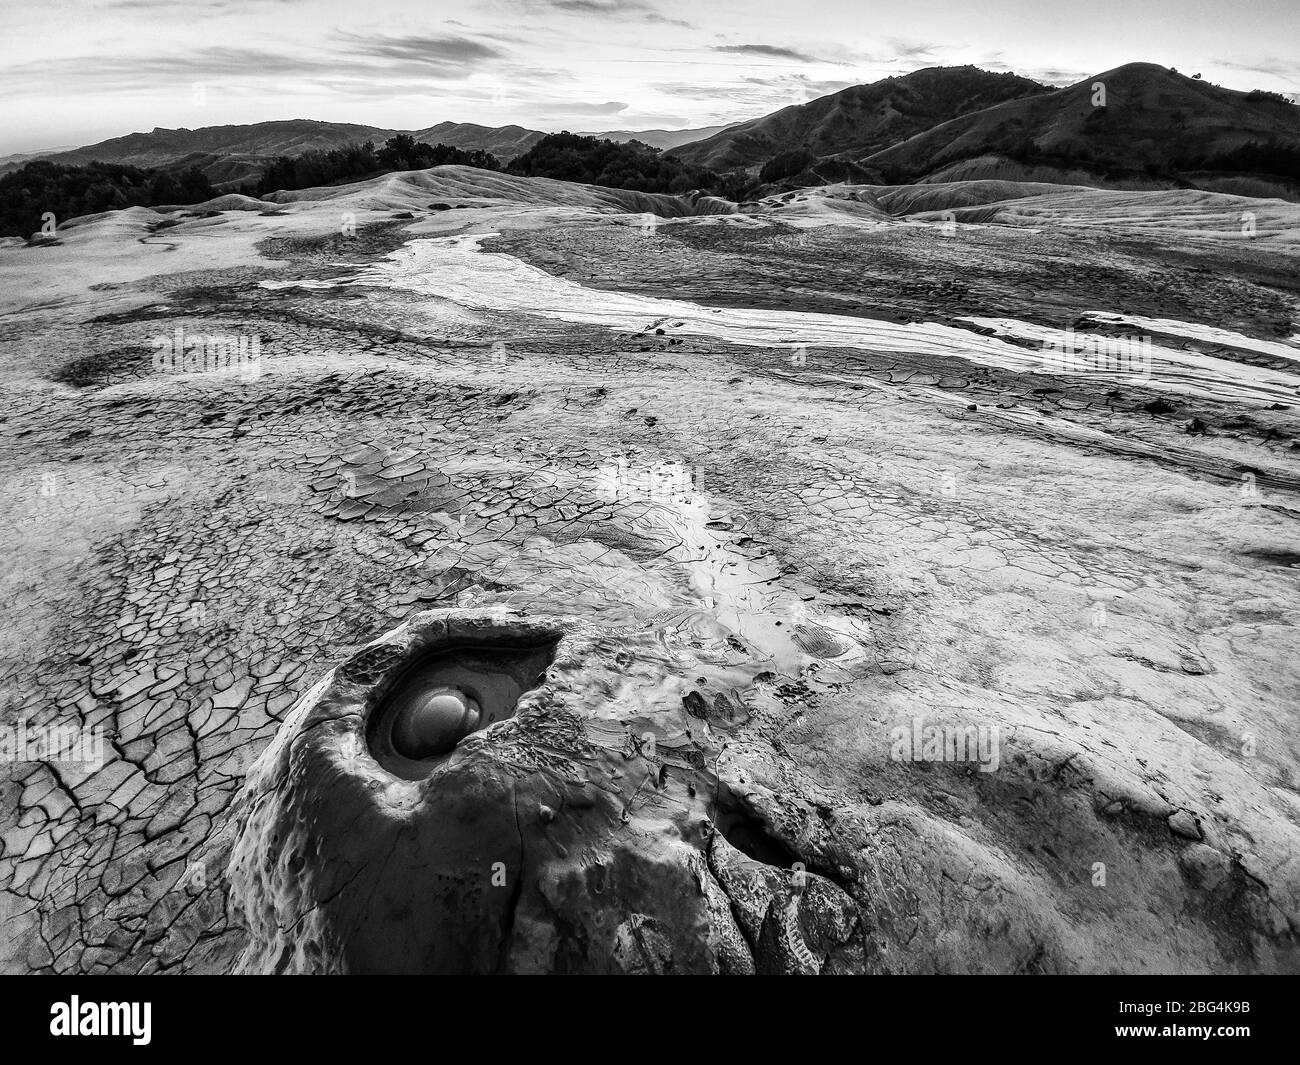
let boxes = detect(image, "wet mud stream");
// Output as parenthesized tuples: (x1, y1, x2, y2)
(262, 233, 1300, 408)
(590, 459, 873, 678)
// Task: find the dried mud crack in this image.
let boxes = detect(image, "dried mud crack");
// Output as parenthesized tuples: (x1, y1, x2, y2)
(2, 172, 1299, 973)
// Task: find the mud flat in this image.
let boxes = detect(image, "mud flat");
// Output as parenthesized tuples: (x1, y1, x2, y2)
(1, 171, 1299, 973)
(293, 232, 1300, 406)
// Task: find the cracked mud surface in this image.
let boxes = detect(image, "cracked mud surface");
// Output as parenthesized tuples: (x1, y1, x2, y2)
(2, 169, 1299, 973)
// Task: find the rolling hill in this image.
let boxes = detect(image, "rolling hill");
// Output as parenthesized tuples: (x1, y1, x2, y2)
(668, 66, 1050, 171)
(0, 119, 548, 188)
(12, 63, 1298, 201)
(409, 121, 544, 161)
(860, 63, 1300, 190)
(0, 120, 724, 190)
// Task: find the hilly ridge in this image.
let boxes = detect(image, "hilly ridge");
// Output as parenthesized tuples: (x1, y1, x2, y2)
(860, 62, 1300, 192)
(1, 119, 721, 189)
(7, 62, 1299, 201)
(0, 119, 547, 188)
(668, 66, 1051, 171)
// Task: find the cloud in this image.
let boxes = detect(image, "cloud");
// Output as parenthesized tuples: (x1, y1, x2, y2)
(791, 77, 855, 97)
(335, 32, 507, 68)
(888, 38, 943, 61)
(650, 71, 853, 117)
(712, 44, 820, 63)
(1015, 67, 1090, 87)
(0, 32, 512, 97)
(511, 0, 691, 26)
(0, 46, 343, 89)
(102, 0, 315, 9)
(525, 0, 687, 21)
(536, 99, 629, 115)
(585, 112, 688, 127)
(1212, 55, 1300, 84)
(546, 0, 638, 9)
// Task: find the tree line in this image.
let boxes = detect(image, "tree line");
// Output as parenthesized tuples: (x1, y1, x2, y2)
(504, 131, 724, 193)
(255, 131, 749, 198)
(0, 160, 215, 239)
(0, 131, 762, 239)
(254, 134, 501, 195)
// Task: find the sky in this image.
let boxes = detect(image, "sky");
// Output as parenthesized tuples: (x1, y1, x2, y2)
(0, 0, 1297, 154)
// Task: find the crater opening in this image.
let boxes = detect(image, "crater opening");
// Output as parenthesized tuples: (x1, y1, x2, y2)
(715, 807, 800, 868)
(365, 640, 557, 779)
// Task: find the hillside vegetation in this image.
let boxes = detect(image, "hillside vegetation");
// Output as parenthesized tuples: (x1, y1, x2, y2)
(256, 135, 500, 195)
(506, 132, 729, 194)
(0, 160, 214, 238)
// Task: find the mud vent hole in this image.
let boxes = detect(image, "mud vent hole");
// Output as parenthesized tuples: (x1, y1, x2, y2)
(715, 808, 800, 868)
(366, 640, 557, 780)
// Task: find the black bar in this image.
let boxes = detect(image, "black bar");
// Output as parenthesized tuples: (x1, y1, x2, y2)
(0, 974, 1289, 1053)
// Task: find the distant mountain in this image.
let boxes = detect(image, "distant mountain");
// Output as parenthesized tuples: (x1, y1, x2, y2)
(410, 122, 544, 161)
(668, 66, 1050, 171)
(1, 119, 547, 188)
(578, 125, 737, 150)
(861, 63, 1300, 187)
(20, 120, 395, 167)
(0, 146, 79, 168)
(14, 63, 1297, 201)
